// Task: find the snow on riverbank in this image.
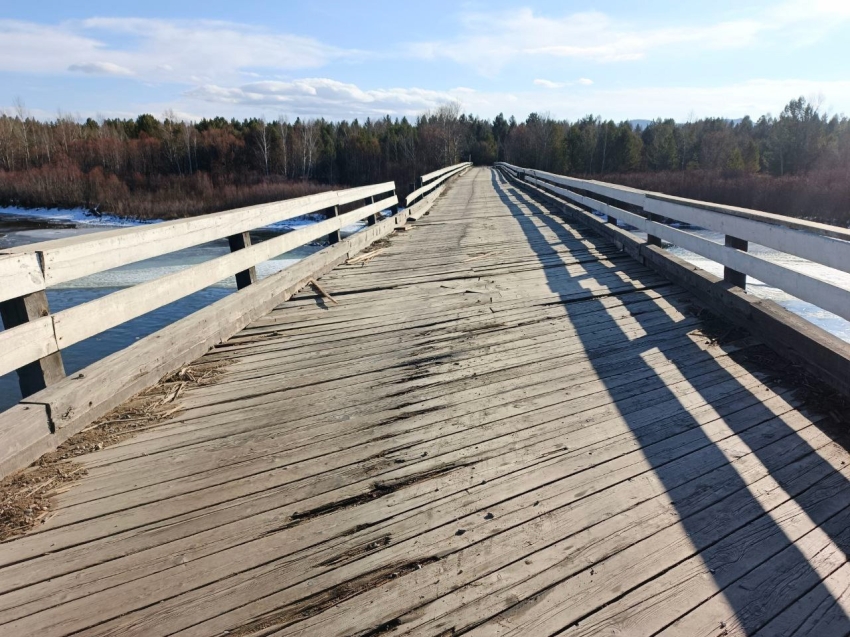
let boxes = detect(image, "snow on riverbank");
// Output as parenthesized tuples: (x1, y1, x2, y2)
(0, 206, 162, 227)
(0, 205, 358, 232)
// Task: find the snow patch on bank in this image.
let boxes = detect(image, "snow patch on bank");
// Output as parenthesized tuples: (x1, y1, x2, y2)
(0, 206, 162, 227)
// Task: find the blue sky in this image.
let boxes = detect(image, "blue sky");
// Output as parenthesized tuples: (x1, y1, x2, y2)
(2, 0, 849, 122)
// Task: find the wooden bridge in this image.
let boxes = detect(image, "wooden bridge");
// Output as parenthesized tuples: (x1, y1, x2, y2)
(1, 163, 850, 636)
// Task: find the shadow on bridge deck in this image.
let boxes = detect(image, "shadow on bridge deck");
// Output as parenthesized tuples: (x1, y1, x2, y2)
(491, 167, 850, 634)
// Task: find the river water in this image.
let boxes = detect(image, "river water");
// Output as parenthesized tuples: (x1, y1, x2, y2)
(1, 207, 848, 411)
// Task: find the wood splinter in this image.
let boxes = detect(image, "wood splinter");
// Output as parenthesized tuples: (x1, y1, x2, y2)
(307, 278, 339, 305)
(347, 248, 386, 265)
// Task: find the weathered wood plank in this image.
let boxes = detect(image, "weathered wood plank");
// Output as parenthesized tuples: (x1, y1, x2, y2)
(0, 291, 65, 396)
(0, 317, 58, 377)
(0, 404, 53, 479)
(0, 252, 45, 302)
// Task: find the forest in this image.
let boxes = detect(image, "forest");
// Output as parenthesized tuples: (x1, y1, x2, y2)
(0, 97, 848, 223)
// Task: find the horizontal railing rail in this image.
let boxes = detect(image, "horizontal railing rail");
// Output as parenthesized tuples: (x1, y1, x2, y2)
(406, 162, 472, 207)
(0, 182, 399, 392)
(419, 161, 472, 186)
(3, 183, 395, 288)
(495, 162, 850, 325)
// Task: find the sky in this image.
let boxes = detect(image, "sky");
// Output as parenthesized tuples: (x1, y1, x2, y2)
(2, 0, 850, 123)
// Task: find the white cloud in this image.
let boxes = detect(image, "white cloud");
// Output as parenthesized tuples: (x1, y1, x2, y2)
(0, 18, 356, 84)
(534, 79, 565, 89)
(185, 78, 469, 119)
(68, 62, 134, 76)
(534, 78, 594, 89)
(410, 1, 850, 74)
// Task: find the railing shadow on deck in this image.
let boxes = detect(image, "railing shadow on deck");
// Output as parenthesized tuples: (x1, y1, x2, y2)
(489, 167, 850, 633)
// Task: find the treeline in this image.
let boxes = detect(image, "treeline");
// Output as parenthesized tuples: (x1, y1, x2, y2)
(0, 103, 470, 219)
(498, 97, 850, 223)
(0, 97, 848, 222)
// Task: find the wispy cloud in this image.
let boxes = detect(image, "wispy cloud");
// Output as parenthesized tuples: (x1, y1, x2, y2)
(410, 1, 850, 75)
(0, 18, 357, 84)
(533, 79, 565, 89)
(186, 78, 469, 119)
(68, 62, 134, 76)
(533, 78, 594, 89)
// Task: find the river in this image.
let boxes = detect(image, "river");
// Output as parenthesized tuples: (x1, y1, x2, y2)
(1, 207, 848, 411)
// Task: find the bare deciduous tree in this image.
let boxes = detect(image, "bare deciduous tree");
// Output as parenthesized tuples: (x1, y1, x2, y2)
(256, 116, 270, 177)
(14, 98, 30, 168)
(301, 119, 318, 178)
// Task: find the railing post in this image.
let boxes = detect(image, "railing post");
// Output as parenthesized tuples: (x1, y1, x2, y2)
(607, 213, 618, 226)
(227, 231, 257, 289)
(0, 291, 65, 397)
(645, 211, 662, 246)
(324, 205, 341, 245)
(365, 195, 378, 226)
(724, 235, 748, 288)
(390, 190, 400, 217)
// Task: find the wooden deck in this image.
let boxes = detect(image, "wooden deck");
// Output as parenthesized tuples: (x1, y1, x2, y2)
(2, 167, 849, 636)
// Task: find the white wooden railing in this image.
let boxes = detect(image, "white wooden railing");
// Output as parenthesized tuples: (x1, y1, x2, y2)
(0, 182, 398, 394)
(496, 162, 850, 325)
(406, 162, 472, 207)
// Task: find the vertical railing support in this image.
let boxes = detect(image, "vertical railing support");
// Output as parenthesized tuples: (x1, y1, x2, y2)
(390, 191, 400, 218)
(724, 235, 748, 289)
(365, 195, 378, 226)
(324, 205, 341, 245)
(0, 291, 65, 397)
(646, 211, 662, 246)
(227, 231, 257, 289)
